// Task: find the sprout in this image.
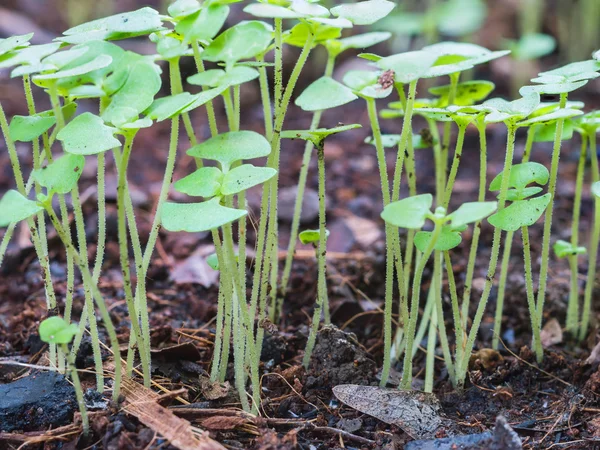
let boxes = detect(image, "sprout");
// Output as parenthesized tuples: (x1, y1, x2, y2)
(39, 317, 88, 435)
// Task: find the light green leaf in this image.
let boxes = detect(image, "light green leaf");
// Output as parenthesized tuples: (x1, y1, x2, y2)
(342, 70, 378, 92)
(39, 316, 79, 345)
(174, 166, 224, 198)
(506, 186, 543, 201)
(32, 154, 85, 195)
(58, 112, 121, 155)
(490, 162, 549, 191)
(533, 120, 574, 143)
(168, 0, 201, 18)
(187, 66, 259, 87)
(284, 22, 341, 48)
(9, 103, 77, 142)
(176, 4, 230, 43)
(448, 201, 497, 228)
(144, 93, 198, 121)
(299, 228, 329, 245)
(295, 76, 358, 111)
(517, 108, 583, 126)
(377, 50, 438, 84)
(102, 56, 162, 127)
(507, 33, 556, 61)
(537, 60, 600, 82)
(553, 240, 587, 258)
(221, 164, 276, 195)
(187, 130, 271, 171)
(60, 7, 165, 43)
(153, 34, 190, 60)
(33, 54, 113, 83)
(331, 0, 396, 25)
(243, 3, 303, 18)
(334, 32, 391, 53)
(207, 252, 220, 270)
(429, 80, 495, 106)
(161, 199, 247, 232)
(436, 0, 486, 37)
(291, 0, 330, 18)
(181, 86, 230, 113)
(488, 194, 551, 231)
(0, 43, 61, 77)
(0, 190, 43, 227)
(381, 194, 433, 229)
(414, 226, 462, 252)
(281, 124, 361, 144)
(524, 80, 589, 94)
(202, 21, 273, 66)
(0, 34, 33, 57)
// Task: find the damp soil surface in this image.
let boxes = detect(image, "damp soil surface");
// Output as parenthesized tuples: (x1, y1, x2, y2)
(2, 3, 600, 449)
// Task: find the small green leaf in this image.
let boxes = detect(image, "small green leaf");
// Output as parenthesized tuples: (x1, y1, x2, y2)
(295, 76, 358, 111)
(284, 22, 342, 48)
(0, 43, 61, 77)
(0, 34, 33, 57)
(484, 91, 540, 123)
(243, 3, 303, 18)
(153, 34, 190, 60)
(39, 316, 79, 345)
(429, 80, 495, 106)
(415, 226, 462, 252)
(488, 194, 551, 231)
(533, 120, 574, 142)
(207, 252, 220, 270)
(553, 240, 587, 258)
(506, 33, 556, 61)
(436, 0, 487, 37)
(0, 190, 44, 227)
(381, 194, 433, 229)
(187, 131, 271, 171)
(506, 187, 543, 201)
(447, 201, 497, 228)
(281, 124, 361, 144)
(144, 93, 196, 121)
(168, 0, 201, 18)
(517, 108, 583, 127)
(331, 0, 396, 25)
(9, 103, 77, 142)
(176, 4, 230, 43)
(377, 50, 438, 84)
(202, 21, 273, 66)
(58, 112, 121, 155)
(489, 162, 549, 191)
(342, 70, 378, 92)
(60, 7, 165, 43)
(187, 66, 259, 87)
(161, 198, 247, 232)
(537, 60, 600, 82)
(299, 228, 330, 245)
(174, 166, 223, 198)
(592, 181, 600, 199)
(291, 0, 330, 18)
(423, 42, 510, 78)
(221, 164, 276, 195)
(32, 154, 85, 195)
(181, 86, 230, 113)
(523, 80, 589, 94)
(34, 54, 113, 83)
(334, 32, 391, 54)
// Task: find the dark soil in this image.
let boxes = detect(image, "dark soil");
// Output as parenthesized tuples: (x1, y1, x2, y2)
(1, 1, 600, 449)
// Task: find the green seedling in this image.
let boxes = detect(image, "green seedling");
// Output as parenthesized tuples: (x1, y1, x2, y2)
(382, 194, 497, 389)
(162, 130, 274, 413)
(281, 125, 361, 368)
(488, 162, 551, 362)
(39, 316, 88, 434)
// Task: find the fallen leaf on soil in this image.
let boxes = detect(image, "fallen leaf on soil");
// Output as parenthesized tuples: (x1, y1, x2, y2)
(171, 245, 219, 287)
(199, 376, 230, 400)
(120, 375, 224, 450)
(469, 348, 504, 371)
(341, 214, 382, 248)
(332, 384, 443, 439)
(587, 341, 600, 365)
(540, 318, 563, 348)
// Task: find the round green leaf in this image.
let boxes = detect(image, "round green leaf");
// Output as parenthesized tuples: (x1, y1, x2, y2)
(381, 194, 433, 229)
(168, 0, 202, 18)
(429, 80, 495, 106)
(295, 76, 358, 111)
(0, 190, 44, 227)
(448, 201, 497, 229)
(0, 43, 61, 78)
(181, 86, 230, 114)
(187, 66, 259, 87)
(174, 166, 224, 198)
(161, 199, 247, 232)
(187, 131, 271, 171)
(243, 3, 303, 18)
(8, 103, 77, 142)
(60, 7, 165, 44)
(33, 54, 113, 83)
(377, 50, 438, 84)
(331, 0, 396, 25)
(206, 252, 220, 270)
(507, 33, 556, 61)
(202, 21, 273, 66)
(291, 0, 330, 18)
(436, 0, 486, 37)
(506, 186, 543, 201)
(524, 80, 589, 95)
(0, 34, 33, 57)
(284, 22, 342, 48)
(488, 194, 551, 231)
(517, 108, 583, 127)
(39, 316, 79, 345)
(299, 228, 330, 245)
(58, 112, 121, 155)
(489, 162, 549, 191)
(415, 226, 462, 252)
(534, 120, 574, 142)
(553, 240, 587, 258)
(176, 4, 230, 43)
(33, 154, 85, 195)
(281, 124, 361, 144)
(334, 32, 391, 54)
(221, 164, 276, 195)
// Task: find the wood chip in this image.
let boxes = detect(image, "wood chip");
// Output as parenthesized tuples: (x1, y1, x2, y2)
(121, 376, 224, 450)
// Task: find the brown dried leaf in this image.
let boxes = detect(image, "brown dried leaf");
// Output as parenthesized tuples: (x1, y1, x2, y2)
(332, 384, 443, 439)
(540, 318, 563, 348)
(199, 376, 230, 401)
(200, 416, 248, 431)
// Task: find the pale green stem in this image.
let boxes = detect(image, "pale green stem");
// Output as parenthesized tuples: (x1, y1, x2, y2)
(257, 54, 273, 141)
(210, 230, 227, 382)
(566, 135, 587, 333)
(61, 344, 89, 435)
(522, 226, 543, 362)
(424, 306, 437, 393)
(45, 206, 122, 401)
(443, 123, 467, 208)
(93, 153, 106, 284)
(440, 73, 460, 189)
(536, 93, 568, 326)
(461, 119, 488, 327)
(434, 251, 455, 384)
(303, 140, 328, 368)
(456, 122, 517, 389)
(410, 278, 434, 359)
(392, 81, 418, 202)
(191, 41, 219, 138)
(492, 230, 514, 350)
(222, 88, 236, 132)
(170, 57, 197, 146)
(400, 222, 441, 390)
(581, 195, 600, 341)
(444, 250, 464, 361)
